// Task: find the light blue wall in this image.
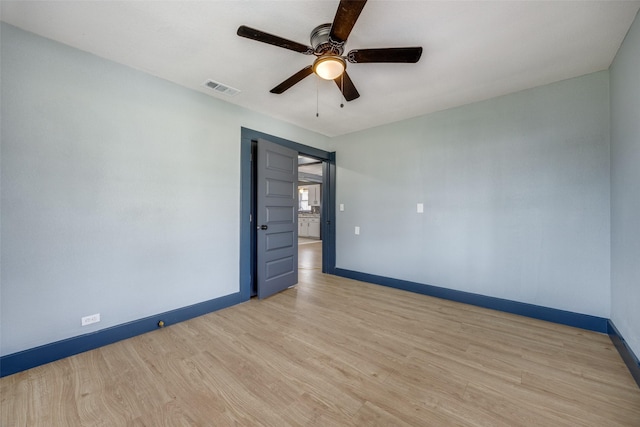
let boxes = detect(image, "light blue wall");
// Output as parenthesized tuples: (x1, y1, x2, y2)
(610, 12, 640, 357)
(3, 16, 636, 360)
(329, 71, 611, 318)
(0, 23, 329, 356)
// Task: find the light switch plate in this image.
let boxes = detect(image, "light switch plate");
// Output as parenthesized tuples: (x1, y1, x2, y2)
(417, 203, 424, 213)
(340, 204, 345, 211)
(355, 226, 360, 235)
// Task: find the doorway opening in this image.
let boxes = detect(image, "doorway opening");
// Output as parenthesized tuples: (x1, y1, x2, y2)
(298, 155, 323, 272)
(240, 128, 336, 301)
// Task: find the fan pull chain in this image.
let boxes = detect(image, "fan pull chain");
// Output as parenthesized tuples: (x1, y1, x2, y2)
(316, 76, 319, 118)
(340, 74, 345, 108)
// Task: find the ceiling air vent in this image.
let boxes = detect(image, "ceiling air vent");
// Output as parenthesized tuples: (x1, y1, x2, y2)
(202, 79, 241, 97)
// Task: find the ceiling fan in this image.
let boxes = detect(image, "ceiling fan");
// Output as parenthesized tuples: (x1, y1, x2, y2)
(237, 0, 423, 102)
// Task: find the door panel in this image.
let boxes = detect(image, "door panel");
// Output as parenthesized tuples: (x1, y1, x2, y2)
(257, 138, 298, 299)
(266, 206, 295, 222)
(266, 179, 295, 198)
(266, 232, 294, 250)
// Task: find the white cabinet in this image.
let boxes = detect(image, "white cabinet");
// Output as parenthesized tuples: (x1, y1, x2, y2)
(298, 216, 321, 239)
(307, 185, 321, 206)
(308, 218, 320, 238)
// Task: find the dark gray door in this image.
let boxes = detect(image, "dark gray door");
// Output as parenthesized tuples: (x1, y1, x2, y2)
(256, 138, 298, 299)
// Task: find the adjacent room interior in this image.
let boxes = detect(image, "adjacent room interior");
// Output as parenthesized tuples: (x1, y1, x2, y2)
(298, 155, 323, 270)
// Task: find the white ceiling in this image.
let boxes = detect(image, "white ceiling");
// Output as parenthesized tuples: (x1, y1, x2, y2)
(2, 1, 639, 137)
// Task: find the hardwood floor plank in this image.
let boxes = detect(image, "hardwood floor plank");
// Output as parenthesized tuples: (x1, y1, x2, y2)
(459, 382, 589, 427)
(2, 241, 639, 425)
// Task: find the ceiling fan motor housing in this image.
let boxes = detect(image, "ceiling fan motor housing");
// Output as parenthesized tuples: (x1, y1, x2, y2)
(310, 23, 344, 56)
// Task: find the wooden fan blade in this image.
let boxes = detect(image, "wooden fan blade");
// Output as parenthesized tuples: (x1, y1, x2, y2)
(329, 0, 367, 43)
(237, 26, 312, 54)
(270, 66, 314, 94)
(347, 47, 423, 63)
(334, 71, 360, 101)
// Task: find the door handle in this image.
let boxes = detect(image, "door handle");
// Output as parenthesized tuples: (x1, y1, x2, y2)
(258, 225, 268, 230)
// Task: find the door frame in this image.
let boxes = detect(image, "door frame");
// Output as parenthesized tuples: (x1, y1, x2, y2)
(240, 127, 336, 300)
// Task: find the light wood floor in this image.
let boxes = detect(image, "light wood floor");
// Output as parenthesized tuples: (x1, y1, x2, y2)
(2, 242, 640, 426)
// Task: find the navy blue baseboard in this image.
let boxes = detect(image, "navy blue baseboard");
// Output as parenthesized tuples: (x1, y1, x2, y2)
(608, 320, 640, 388)
(0, 292, 245, 378)
(333, 268, 608, 333)
(5, 273, 636, 388)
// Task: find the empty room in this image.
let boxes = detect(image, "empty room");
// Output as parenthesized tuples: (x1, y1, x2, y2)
(1, 1, 640, 425)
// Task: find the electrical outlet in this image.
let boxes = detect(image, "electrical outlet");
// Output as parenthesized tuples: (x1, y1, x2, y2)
(81, 313, 100, 326)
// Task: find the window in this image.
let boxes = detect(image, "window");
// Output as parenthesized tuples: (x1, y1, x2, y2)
(299, 188, 310, 211)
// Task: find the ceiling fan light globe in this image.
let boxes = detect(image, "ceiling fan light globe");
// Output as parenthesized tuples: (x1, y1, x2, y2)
(313, 56, 346, 80)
